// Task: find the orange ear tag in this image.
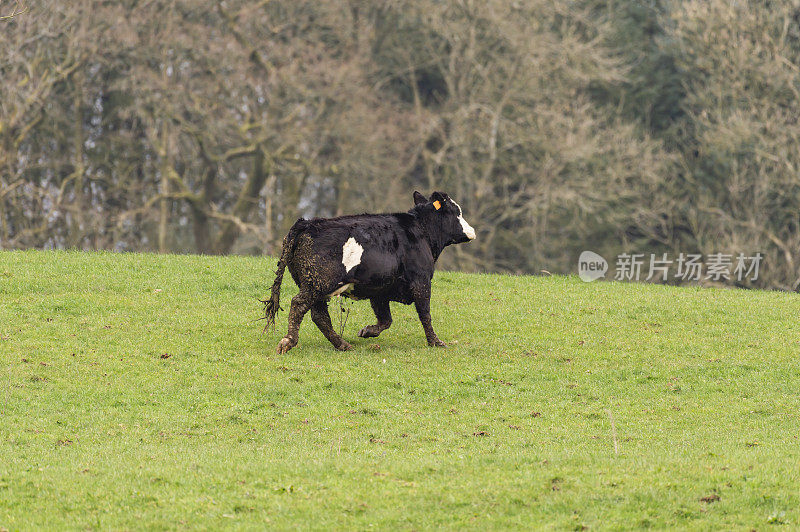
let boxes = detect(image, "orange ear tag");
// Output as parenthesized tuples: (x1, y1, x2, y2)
(433, 201, 441, 210)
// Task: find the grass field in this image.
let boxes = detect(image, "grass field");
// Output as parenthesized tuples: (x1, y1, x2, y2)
(1, 250, 799, 530)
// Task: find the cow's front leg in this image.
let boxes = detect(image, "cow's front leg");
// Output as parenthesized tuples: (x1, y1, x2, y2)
(277, 293, 313, 354)
(412, 285, 446, 347)
(311, 301, 353, 351)
(358, 297, 392, 338)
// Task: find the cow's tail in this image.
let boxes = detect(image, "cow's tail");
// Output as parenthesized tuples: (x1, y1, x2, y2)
(262, 219, 308, 331)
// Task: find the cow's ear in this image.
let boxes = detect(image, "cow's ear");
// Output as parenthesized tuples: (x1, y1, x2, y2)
(430, 191, 447, 203)
(413, 191, 427, 205)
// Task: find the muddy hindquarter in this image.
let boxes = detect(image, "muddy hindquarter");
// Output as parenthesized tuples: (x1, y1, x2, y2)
(287, 232, 348, 297)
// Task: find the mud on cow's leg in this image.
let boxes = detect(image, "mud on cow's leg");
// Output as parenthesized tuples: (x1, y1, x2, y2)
(412, 284, 446, 347)
(311, 301, 353, 351)
(358, 297, 393, 338)
(277, 293, 314, 354)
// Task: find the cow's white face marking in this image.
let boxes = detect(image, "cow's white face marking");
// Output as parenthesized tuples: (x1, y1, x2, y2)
(342, 237, 364, 272)
(451, 200, 476, 240)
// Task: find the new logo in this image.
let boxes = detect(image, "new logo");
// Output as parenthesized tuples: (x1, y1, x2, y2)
(578, 251, 608, 282)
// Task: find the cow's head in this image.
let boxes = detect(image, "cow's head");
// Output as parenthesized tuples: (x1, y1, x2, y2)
(413, 190, 476, 245)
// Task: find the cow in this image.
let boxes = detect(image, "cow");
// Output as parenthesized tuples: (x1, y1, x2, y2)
(262, 191, 476, 354)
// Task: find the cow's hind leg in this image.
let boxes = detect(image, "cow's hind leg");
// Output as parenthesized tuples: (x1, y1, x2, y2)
(311, 301, 353, 351)
(277, 293, 314, 354)
(358, 297, 392, 338)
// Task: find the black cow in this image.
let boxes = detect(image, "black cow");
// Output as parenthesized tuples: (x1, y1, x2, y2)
(263, 191, 476, 353)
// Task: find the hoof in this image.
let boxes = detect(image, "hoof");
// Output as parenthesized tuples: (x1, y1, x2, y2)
(358, 326, 378, 338)
(336, 341, 354, 351)
(428, 338, 447, 348)
(276, 337, 295, 354)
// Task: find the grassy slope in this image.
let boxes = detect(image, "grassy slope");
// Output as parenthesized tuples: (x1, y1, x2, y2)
(1, 250, 799, 530)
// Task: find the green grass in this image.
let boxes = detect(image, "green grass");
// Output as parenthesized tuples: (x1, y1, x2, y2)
(1, 250, 799, 530)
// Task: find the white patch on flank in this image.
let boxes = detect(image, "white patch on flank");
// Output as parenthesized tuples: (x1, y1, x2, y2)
(342, 237, 364, 272)
(329, 282, 354, 297)
(451, 200, 476, 240)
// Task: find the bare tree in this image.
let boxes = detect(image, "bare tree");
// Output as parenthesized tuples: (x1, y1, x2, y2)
(2, 0, 799, 289)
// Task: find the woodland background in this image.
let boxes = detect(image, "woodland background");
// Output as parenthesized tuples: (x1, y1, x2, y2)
(2, 0, 800, 289)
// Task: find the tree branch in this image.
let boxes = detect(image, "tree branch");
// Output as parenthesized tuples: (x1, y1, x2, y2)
(0, 0, 28, 20)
